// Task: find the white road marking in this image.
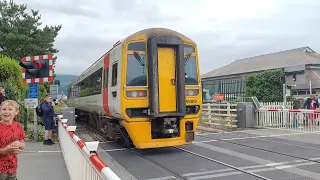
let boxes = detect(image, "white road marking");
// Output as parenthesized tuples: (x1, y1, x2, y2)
(275, 165, 293, 169)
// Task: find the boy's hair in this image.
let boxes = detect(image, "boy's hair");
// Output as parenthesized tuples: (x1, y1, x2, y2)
(0, 100, 20, 121)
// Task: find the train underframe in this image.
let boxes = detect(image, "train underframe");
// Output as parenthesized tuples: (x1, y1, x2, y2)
(75, 109, 186, 148)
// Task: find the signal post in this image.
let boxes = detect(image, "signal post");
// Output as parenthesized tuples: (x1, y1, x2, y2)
(19, 54, 53, 141)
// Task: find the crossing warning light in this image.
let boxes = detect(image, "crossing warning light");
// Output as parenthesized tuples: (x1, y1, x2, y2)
(20, 54, 53, 84)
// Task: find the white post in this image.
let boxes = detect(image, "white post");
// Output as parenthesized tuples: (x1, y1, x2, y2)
(309, 81, 312, 95)
(33, 108, 38, 141)
(283, 84, 287, 108)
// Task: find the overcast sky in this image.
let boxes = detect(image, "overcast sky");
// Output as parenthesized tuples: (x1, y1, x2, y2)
(16, 0, 320, 75)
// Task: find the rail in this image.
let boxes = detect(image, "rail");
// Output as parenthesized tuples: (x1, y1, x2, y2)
(57, 115, 121, 180)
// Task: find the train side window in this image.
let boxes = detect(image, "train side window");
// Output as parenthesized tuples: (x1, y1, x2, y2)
(127, 42, 146, 51)
(111, 63, 118, 87)
(103, 68, 109, 88)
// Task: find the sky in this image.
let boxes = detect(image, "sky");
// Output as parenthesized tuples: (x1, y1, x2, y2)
(15, 0, 320, 76)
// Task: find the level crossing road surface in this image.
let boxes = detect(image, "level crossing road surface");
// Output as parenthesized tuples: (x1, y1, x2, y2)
(17, 141, 70, 180)
(96, 129, 320, 180)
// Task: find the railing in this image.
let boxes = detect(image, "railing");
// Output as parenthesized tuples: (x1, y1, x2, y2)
(256, 108, 320, 132)
(57, 115, 121, 180)
(200, 103, 238, 130)
(260, 102, 293, 109)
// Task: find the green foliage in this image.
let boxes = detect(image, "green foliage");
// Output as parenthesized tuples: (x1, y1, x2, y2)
(26, 122, 45, 142)
(244, 69, 284, 102)
(0, 0, 62, 76)
(0, 55, 27, 104)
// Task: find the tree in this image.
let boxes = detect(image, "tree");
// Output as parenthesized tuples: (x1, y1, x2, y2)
(0, 0, 61, 75)
(244, 69, 284, 102)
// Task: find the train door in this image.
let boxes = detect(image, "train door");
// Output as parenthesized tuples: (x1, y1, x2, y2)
(103, 54, 111, 116)
(158, 47, 177, 112)
(110, 49, 120, 115)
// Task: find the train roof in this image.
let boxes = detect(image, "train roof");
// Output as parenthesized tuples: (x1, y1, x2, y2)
(69, 27, 196, 85)
(121, 27, 196, 44)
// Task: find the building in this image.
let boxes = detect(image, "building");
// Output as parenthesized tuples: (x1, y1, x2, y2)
(201, 46, 320, 101)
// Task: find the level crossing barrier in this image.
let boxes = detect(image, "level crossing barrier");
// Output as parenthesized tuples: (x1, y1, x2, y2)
(256, 108, 320, 132)
(57, 115, 121, 180)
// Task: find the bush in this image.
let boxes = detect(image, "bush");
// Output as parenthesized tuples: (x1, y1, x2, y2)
(244, 69, 283, 102)
(26, 122, 45, 142)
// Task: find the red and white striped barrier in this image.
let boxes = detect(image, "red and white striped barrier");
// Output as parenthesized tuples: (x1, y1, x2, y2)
(256, 108, 320, 113)
(59, 119, 121, 180)
(255, 108, 320, 132)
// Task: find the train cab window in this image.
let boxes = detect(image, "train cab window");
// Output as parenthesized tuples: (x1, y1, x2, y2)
(184, 44, 195, 53)
(127, 42, 146, 51)
(111, 63, 118, 86)
(185, 56, 198, 85)
(126, 54, 147, 86)
(184, 44, 198, 85)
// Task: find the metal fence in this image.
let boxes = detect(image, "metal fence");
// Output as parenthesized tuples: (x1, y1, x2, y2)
(256, 108, 320, 132)
(202, 78, 245, 102)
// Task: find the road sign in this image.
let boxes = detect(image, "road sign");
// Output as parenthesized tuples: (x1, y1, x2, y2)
(24, 98, 38, 109)
(213, 93, 225, 101)
(29, 83, 38, 98)
(50, 84, 58, 100)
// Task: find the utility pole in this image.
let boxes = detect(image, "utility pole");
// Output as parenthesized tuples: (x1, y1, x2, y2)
(309, 81, 312, 95)
(283, 84, 287, 109)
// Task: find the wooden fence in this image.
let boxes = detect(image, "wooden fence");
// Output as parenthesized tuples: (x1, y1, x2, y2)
(200, 101, 293, 130)
(200, 103, 238, 130)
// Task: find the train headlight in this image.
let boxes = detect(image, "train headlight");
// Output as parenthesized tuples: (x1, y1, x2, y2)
(126, 90, 147, 98)
(185, 89, 199, 96)
(132, 91, 137, 97)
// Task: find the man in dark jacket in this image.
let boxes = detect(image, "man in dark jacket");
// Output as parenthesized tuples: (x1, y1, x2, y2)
(42, 95, 56, 145)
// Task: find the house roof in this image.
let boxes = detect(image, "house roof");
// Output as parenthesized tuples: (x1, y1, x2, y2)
(201, 46, 320, 79)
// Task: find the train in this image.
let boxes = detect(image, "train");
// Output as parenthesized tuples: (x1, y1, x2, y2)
(67, 27, 202, 149)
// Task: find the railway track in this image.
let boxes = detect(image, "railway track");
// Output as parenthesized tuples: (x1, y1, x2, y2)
(75, 121, 271, 179)
(75, 121, 109, 142)
(198, 134, 320, 166)
(74, 120, 272, 179)
(131, 146, 272, 180)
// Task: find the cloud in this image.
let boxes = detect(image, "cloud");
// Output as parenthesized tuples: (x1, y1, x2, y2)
(13, 0, 320, 76)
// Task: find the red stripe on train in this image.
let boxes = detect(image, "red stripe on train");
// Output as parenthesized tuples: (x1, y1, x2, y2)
(103, 54, 111, 116)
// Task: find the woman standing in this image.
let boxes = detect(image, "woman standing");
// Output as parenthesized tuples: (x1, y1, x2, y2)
(303, 94, 319, 127)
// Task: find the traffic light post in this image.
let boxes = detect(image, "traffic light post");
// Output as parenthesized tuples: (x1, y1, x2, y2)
(19, 54, 53, 141)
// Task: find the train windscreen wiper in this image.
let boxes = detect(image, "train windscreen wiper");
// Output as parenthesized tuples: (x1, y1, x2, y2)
(184, 53, 191, 66)
(133, 52, 145, 66)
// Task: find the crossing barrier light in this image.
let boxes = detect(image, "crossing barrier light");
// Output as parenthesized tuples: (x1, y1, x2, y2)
(19, 59, 49, 79)
(67, 126, 77, 132)
(85, 141, 100, 154)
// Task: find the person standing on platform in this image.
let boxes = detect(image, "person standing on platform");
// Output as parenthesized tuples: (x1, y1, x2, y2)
(41, 95, 56, 145)
(0, 88, 6, 105)
(0, 100, 26, 180)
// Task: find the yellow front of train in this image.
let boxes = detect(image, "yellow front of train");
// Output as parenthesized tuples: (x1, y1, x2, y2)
(120, 28, 202, 149)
